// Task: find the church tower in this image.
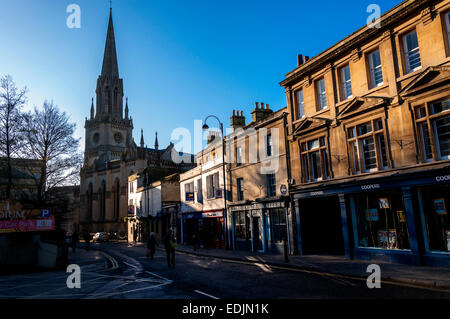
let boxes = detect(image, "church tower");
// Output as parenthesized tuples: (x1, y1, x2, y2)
(84, 9, 133, 166)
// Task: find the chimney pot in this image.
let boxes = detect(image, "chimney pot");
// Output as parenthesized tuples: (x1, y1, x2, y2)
(261, 102, 265, 109)
(305, 56, 310, 62)
(255, 102, 259, 109)
(297, 54, 303, 67)
(266, 104, 269, 109)
(233, 110, 235, 116)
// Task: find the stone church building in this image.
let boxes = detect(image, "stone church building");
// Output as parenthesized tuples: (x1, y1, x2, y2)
(79, 10, 192, 235)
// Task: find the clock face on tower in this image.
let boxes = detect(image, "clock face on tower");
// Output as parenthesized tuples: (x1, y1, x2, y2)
(114, 132, 123, 143)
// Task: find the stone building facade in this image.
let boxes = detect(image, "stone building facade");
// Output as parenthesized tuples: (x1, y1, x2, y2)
(281, 0, 450, 266)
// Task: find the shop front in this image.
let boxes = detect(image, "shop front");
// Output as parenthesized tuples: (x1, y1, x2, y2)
(292, 165, 450, 267)
(181, 210, 225, 249)
(230, 198, 289, 254)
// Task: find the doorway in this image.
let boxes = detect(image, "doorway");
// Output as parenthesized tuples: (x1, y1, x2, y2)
(252, 216, 263, 252)
(300, 196, 345, 255)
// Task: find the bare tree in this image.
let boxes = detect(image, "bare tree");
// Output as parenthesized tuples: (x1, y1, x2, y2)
(0, 75, 27, 199)
(23, 100, 82, 203)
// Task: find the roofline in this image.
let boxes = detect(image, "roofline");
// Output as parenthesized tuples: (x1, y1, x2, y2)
(280, 0, 440, 87)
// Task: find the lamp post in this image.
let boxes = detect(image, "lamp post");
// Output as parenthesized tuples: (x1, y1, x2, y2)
(202, 115, 229, 250)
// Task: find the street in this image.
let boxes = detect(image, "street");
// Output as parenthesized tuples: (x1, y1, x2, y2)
(1, 242, 449, 299)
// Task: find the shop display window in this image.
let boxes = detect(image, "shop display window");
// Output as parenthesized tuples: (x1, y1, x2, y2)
(269, 208, 287, 243)
(354, 191, 410, 249)
(419, 185, 450, 252)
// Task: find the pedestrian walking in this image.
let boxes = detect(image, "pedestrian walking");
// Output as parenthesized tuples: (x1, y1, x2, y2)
(192, 232, 197, 251)
(83, 231, 92, 251)
(164, 229, 176, 268)
(147, 232, 158, 259)
(71, 231, 79, 253)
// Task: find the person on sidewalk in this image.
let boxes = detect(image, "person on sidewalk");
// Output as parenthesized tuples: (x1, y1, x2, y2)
(83, 231, 92, 251)
(71, 231, 79, 253)
(164, 229, 176, 268)
(147, 232, 158, 259)
(192, 231, 197, 251)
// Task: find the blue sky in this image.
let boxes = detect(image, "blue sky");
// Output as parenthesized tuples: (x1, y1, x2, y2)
(0, 0, 400, 151)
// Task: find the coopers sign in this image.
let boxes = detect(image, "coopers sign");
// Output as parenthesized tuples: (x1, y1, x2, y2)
(436, 175, 450, 182)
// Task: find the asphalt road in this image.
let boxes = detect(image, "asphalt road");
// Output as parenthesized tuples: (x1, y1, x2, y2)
(1, 242, 450, 299)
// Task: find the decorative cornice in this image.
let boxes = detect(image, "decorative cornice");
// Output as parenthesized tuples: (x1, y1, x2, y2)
(351, 48, 361, 63)
(421, 6, 436, 25)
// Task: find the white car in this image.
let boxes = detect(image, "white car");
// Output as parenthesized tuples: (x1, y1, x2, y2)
(92, 232, 109, 242)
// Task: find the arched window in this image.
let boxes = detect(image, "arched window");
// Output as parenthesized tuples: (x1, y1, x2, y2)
(99, 180, 106, 221)
(113, 178, 120, 220)
(87, 183, 93, 221)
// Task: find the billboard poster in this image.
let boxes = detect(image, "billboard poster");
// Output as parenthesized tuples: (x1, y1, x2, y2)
(0, 200, 54, 233)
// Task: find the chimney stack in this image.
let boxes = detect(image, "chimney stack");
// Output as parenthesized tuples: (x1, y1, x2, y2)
(230, 109, 246, 131)
(297, 54, 303, 67)
(251, 102, 273, 122)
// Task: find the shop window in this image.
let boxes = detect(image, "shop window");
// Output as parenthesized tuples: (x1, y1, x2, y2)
(419, 185, 450, 252)
(354, 191, 410, 250)
(368, 49, 383, 88)
(266, 173, 276, 197)
(269, 208, 287, 243)
(296, 89, 305, 119)
(339, 64, 352, 100)
(316, 78, 327, 110)
(347, 118, 389, 174)
(237, 178, 244, 201)
(300, 136, 329, 182)
(414, 98, 450, 162)
(234, 211, 249, 250)
(402, 29, 421, 74)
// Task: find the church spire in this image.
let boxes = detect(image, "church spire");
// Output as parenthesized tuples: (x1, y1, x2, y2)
(140, 129, 145, 148)
(90, 98, 94, 119)
(125, 97, 129, 119)
(101, 9, 119, 78)
(154, 132, 159, 151)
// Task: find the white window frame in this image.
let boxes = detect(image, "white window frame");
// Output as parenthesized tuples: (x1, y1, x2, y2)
(340, 65, 352, 100)
(316, 78, 327, 110)
(402, 29, 422, 74)
(296, 89, 305, 119)
(368, 50, 384, 88)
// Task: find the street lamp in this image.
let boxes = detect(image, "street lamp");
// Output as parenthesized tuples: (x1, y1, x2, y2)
(202, 115, 229, 250)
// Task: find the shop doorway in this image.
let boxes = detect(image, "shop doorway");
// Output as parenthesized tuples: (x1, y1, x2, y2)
(252, 216, 263, 251)
(300, 196, 345, 255)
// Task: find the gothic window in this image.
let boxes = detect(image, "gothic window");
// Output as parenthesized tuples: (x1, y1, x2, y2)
(87, 183, 93, 221)
(99, 180, 106, 221)
(113, 178, 120, 220)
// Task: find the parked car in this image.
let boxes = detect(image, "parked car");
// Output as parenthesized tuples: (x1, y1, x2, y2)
(92, 232, 109, 242)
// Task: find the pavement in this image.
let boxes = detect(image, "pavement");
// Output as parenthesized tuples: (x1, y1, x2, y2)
(164, 243, 450, 290)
